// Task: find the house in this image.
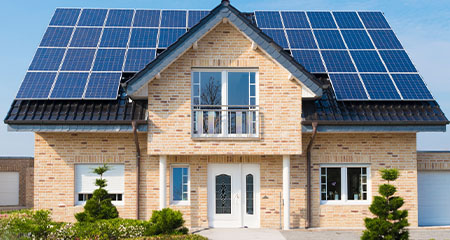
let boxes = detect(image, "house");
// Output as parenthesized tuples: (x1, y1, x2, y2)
(4, 0, 450, 229)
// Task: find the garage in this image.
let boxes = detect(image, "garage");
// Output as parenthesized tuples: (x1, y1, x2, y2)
(0, 172, 19, 206)
(418, 171, 450, 226)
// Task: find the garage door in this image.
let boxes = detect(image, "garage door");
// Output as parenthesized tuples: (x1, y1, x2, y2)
(418, 171, 450, 226)
(0, 172, 19, 206)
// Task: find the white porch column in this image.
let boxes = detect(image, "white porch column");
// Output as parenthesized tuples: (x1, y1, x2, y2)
(283, 155, 290, 230)
(159, 155, 167, 209)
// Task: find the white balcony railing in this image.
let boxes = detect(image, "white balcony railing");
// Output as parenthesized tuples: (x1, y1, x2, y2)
(192, 105, 259, 138)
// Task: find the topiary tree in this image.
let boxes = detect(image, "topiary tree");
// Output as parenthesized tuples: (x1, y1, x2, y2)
(75, 164, 119, 222)
(362, 168, 409, 240)
(146, 208, 188, 235)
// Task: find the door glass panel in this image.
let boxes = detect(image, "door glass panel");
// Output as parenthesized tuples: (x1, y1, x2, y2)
(200, 72, 222, 106)
(246, 174, 254, 215)
(216, 174, 231, 214)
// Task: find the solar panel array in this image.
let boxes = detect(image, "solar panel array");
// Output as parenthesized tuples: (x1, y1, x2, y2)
(17, 8, 433, 101)
(254, 11, 433, 100)
(17, 8, 209, 99)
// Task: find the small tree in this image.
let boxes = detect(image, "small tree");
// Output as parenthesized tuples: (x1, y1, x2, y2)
(362, 168, 409, 240)
(75, 164, 119, 222)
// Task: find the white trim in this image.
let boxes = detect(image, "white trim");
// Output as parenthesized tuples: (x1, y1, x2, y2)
(159, 155, 167, 209)
(282, 155, 290, 230)
(319, 164, 371, 205)
(170, 164, 190, 206)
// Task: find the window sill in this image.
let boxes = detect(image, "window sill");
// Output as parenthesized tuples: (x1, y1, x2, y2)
(170, 201, 190, 206)
(320, 200, 370, 206)
(192, 135, 260, 141)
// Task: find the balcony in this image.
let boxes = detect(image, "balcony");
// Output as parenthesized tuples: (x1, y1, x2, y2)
(192, 105, 259, 139)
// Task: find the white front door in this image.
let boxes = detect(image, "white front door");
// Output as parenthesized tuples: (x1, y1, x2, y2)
(208, 164, 260, 228)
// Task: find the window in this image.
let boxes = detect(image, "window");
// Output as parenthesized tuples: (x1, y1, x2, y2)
(192, 70, 258, 137)
(75, 164, 124, 205)
(171, 166, 189, 204)
(246, 174, 254, 215)
(320, 165, 370, 204)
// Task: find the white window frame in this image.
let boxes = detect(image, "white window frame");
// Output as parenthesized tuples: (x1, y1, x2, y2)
(191, 68, 260, 139)
(320, 164, 371, 205)
(170, 164, 190, 206)
(74, 164, 125, 206)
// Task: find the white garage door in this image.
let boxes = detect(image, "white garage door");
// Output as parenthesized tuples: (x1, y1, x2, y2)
(418, 171, 450, 226)
(0, 172, 19, 206)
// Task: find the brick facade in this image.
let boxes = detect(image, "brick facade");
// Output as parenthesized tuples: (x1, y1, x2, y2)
(417, 151, 450, 170)
(147, 22, 303, 155)
(0, 157, 34, 207)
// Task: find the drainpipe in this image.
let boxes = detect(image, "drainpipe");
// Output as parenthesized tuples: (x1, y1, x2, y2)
(306, 122, 318, 229)
(132, 121, 141, 220)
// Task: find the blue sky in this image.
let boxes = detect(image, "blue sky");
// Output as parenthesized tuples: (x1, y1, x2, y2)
(1, 0, 449, 156)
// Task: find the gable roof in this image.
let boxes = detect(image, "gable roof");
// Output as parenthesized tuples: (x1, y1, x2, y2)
(124, 1, 323, 98)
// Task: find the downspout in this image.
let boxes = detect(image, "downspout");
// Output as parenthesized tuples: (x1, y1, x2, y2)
(306, 121, 318, 229)
(132, 120, 141, 220)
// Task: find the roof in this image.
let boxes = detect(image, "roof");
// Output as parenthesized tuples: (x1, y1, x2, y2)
(302, 87, 449, 125)
(4, 99, 147, 125)
(124, 1, 322, 97)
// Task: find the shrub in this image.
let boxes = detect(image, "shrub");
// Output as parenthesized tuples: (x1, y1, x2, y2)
(0, 210, 63, 240)
(147, 208, 188, 235)
(75, 164, 119, 222)
(362, 168, 409, 240)
(68, 218, 150, 240)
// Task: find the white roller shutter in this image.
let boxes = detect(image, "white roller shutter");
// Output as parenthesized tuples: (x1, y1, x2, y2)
(0, 172, 19, 206)
(418, 171, 450, 226)
(75, 164, 124, 195)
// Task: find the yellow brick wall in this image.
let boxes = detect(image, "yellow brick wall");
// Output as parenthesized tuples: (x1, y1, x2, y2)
(417, 151, 450, 170)
(290, 133, 418, 228)
(34, 133, 146, 222)
(147, 22, 303, 155)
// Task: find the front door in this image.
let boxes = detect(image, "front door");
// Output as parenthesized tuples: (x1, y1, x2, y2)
(208, 164, 260, 228)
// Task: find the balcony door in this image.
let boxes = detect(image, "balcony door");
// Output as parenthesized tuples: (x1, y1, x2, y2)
(192, 70, 258, 137)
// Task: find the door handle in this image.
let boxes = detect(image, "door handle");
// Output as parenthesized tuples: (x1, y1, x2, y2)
(234, 193, 240, 200)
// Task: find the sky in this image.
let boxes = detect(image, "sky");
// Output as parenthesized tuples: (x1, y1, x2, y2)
(1, 0, 449, 156)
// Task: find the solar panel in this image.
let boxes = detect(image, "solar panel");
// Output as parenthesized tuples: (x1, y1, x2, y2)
(321, 51, 356, 72)
(391, 74, 433, 100)
(50, 72, 89, 99)
(84, 72, 122, 99)
(124, 49, 156, 72)
(291, 50, 326, 73)
(313, 30, 346, 49)
(70, 28, 102, 47)
(93, 49, 126, 71)
(281, 12, 310, 28)
(286, 30, 317, 49)
(262, 29, 289, 48)
(77, 9, 108, 26)
(160, 10, 186, 28)
(29, 48, 66, 71)
(350, 50, 386, 72)
(16, 72, 57, 99)
(189, 10, 210, 28)
(133, 10, 160, 27)
(99, 28, 130, 48)
(341, 30, 374, 49)
(358, 12, 390, 29)
(129, 28, 158, 48)
(368, 30, 402, 49)
(50, 8, 80, 26)
(379, 50, 417, 72)
(329, 74, 368, 100)
(254, 11, 283, 29)
(307, 12, 336, 29)
(61, 48, 96, 71)
(158, 28, 186, 48)
(105, 9, 134, 27)
(360, 74, 400, 100)
(40, 27, 73, 47)
(332, 12, 364, 29)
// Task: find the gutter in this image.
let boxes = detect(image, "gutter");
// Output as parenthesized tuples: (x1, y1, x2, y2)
(131, 120, 143, 220)
(306, 121, 318, 229)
